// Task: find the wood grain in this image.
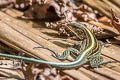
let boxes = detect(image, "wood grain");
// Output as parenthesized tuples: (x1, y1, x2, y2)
(83, 0, 120, 18)
(0, 11, 90, 80)
(0, 9, 120, 80)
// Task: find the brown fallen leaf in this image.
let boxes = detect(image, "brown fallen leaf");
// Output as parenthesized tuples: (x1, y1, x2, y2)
(23, 63, 34, 80)
(0, 0, 15, 8)
(111, 9, 120, 33)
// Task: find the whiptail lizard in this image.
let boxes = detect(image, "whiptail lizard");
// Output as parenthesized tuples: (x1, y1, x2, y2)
(0, 23, 103, 69)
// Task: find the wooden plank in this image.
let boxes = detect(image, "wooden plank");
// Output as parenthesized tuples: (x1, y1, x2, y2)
(102, 56, 120, 73)
(103, 0, 120, 14)
(111, 0, 120, 7)
(92, 67, 120, 80)
(102, 44, 120, 61)
(79, 68, 110, 80)
(83, 0, 120, 18)
(0, 11, 65, 55)
(83, 0, 111, 17)
(0, 10, 74, 61)
(0, 21, 56, 60)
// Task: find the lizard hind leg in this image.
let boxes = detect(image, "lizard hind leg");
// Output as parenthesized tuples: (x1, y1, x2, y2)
(52, 48, 80, 60)
(89, 55, 103, 68)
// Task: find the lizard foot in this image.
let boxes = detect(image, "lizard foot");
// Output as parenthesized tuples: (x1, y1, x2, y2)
(89, 56, 103, 68)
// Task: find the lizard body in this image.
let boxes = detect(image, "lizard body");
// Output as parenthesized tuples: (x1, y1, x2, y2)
(0, 23, 103, 69)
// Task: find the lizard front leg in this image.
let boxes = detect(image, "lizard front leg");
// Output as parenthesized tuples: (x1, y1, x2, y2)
(52, 40, 86, 60)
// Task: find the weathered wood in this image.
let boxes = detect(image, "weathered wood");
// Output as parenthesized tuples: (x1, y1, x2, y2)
(93, 67, 120, 80)
(102, 44, 120, 61)
(102, 56, 120, 73)
(0, 11, 90, 80)
(1, 9, 120, 80)
(111, 0, 120, 7)
(83, 0, 120, 18)
(79, 68, 110, 80)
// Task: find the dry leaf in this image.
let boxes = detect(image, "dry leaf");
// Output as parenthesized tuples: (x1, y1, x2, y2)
(0, 0, 15, 7)
(111, 9, 120, 33)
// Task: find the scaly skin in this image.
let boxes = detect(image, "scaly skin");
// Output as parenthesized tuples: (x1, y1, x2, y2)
(0, 23, 103, 69)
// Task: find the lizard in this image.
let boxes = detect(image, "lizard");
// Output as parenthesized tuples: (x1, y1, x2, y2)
(0, 22, 103, 69)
